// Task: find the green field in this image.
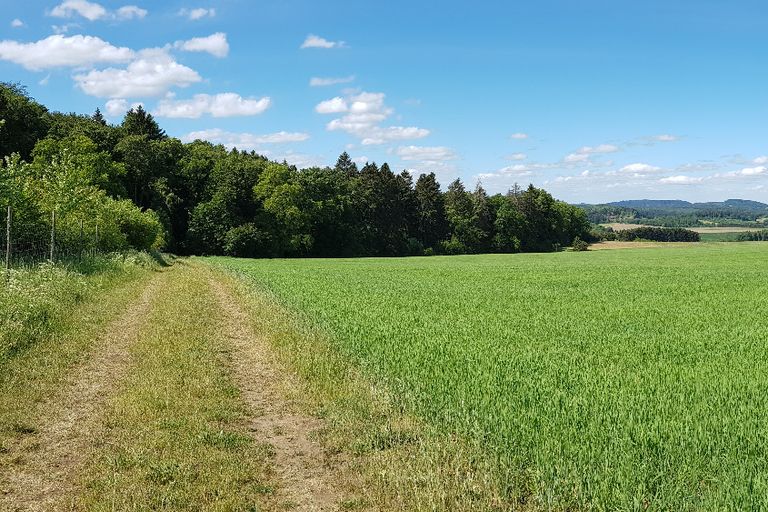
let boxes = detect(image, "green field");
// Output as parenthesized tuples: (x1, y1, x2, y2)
(210, 243, 768, 510)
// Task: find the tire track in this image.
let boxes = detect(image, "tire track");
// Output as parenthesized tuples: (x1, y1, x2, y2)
(208, 273, 343, 511)
(0, 271, 165, 512)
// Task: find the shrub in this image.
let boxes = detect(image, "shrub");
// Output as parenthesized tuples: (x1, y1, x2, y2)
(571, 237, 590, 251)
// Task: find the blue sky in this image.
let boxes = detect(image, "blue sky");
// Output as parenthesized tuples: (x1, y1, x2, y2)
(1, 0, 766, 203)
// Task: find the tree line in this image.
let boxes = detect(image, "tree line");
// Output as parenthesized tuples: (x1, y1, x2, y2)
(1, 83, 591, 258)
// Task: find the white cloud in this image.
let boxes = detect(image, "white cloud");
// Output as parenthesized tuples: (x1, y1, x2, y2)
(510, 132, 528, 140)
(576, 144, 619, 154)
(74, 48, 201, 98)
(396, 145, 457, 162)
(181, 128, 309, 150)
(301, 34, 346, 49)
(315, 96, 348, 113)
(175, 32, 228, 57)
(753, 156, 768, 165)
(309, 75, 355, 87)
(11, 19, 24, 28)
(653, 134, 679, 142)
(731, 166, 767, 177)
(50, 0, 107, 20)
(659, 175, 704, 184)
(178, 8, 216, 20)
(155, 93, 271, 118)
(0, 34, 134, 71)
(116, 5, 147, 20)
(360, 127, 430, 146)
(51, 24, 77, 34)
(38, 74, 50, 86)
(316, 91, 429, 145)
(619, 163, 662, 174)
(564, 153, 590, 163)
(104, 98, 143, 117)
(508, 153, 527, 161)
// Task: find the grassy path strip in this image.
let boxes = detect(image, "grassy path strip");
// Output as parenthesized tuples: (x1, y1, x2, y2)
(78, 261, 272, 511)
(0, 268, 165, 511)
(209, 273, 345, 511)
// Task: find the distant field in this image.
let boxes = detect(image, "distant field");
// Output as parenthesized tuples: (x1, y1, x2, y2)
(601, 222, 761, 233)
(210, 245, 768, 510)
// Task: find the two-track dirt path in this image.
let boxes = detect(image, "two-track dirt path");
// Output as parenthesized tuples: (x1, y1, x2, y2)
(0, 263, 344, 511)
(209, 273, 343, 511)
(0, 271, 166, 512)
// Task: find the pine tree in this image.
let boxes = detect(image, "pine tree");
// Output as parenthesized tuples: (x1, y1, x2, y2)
(334, 151, 358, 176)
(121, 105, 166, 140)
(92, 108, 106, 126)
(414, 172, 448, 248)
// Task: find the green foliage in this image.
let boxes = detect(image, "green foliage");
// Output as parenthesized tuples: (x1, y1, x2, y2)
(738, 229, 768, 241)
(571, 236, 589, 251)
(616, 226, 700, 242)
(0, 83, 611, 258)
(0, 83, 50, 161)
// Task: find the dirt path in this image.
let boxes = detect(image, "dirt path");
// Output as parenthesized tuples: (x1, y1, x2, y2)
(208, 274, 343, 511)
(0, 271, 164, 512)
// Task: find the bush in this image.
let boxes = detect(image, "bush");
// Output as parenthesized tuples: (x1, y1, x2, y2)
(571, 237, 590, 251)
(223, 223, 273, 258)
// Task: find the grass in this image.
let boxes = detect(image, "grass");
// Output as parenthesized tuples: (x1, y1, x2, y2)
(208, 243, 768, 510)
(78, 262, 272, 511)
(0, 253, 159, 451)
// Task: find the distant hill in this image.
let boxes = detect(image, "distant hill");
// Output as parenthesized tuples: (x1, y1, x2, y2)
(579, 199, 768, 227)
(607, 199, 768, 211)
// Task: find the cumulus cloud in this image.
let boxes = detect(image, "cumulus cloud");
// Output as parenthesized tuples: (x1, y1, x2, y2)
(181, 128, 309, 151)
(729, 166, 767, 177)
(619, 163, 662, 174)
(50, 0, 107, 20)
(396, 146, 457, 163)
(154, 93, 271, 118)
(0, 34, 134, 71)
(11, 19, 24, 28)
(316, 91, 429, 145)
(659, 175, 704, 184)
(753, 156, 768, 165)
(178, 8, 216, 20)
(576, 144, 619, 154)
(314, 97, 347, 113)
(301, 34, 346, 49)
(653, 134, 679, 142)
(175, 32, 228, 57)
(104, 98, 143, 117)
(508, 153, 527, 161)
(74, 48, 201, 98)
(564, 153, 590, 163)
(309, 75, 355, 87)
(115, 5, 147, 20)
(510, 132, 529, 140)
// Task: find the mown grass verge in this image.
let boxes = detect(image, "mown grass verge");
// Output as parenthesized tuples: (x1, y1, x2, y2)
(78, 261, 273, 511)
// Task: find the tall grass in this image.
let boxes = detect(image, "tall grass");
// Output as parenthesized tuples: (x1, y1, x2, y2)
(0, 252, 160, 361)
(209, 244, 768, 510)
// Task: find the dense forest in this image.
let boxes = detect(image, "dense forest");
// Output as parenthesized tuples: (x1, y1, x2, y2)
(0, 83, 590, 259)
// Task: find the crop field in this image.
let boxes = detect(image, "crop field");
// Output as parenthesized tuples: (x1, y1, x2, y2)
(210, 243, 768, 510)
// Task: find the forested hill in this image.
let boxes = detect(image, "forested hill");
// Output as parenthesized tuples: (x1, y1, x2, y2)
(0, 82, 591, 258)
(581, 198, 768, 227)
(608, 199, 768, 211)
